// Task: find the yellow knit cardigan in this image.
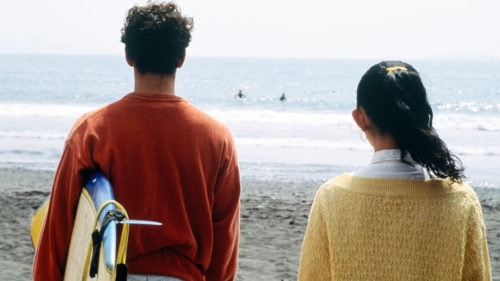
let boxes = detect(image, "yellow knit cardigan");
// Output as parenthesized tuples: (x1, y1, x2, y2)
(298, 174, 491, 280)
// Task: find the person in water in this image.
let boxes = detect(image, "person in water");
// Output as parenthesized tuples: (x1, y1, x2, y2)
(33, 2, 241, 281)
(298, 61, 491, 280)
(235, 89, 245, 99)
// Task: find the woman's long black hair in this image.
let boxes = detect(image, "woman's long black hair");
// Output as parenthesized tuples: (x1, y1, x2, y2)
(356, 61, 464, 182)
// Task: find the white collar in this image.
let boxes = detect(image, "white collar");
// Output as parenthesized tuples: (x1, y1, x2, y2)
(371, 149, 415, 164)
(353, 149, 428, 179)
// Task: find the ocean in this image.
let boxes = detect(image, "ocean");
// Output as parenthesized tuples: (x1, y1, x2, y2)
(1, 54, 499, 188)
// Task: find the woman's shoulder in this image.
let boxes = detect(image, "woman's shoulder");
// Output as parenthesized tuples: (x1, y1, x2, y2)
(318, 174, 479, 200)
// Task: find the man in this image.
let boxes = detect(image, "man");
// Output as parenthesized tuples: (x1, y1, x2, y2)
(33, 2, 241, 280)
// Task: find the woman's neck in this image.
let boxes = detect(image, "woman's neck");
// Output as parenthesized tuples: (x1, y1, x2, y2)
(367, 132, 399, 152)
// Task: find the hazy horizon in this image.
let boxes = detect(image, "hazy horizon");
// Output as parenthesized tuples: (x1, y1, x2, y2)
(1, 0, 499, 60)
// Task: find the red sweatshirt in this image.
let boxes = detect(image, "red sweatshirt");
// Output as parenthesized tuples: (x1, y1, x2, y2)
(33, 93, 241, 281)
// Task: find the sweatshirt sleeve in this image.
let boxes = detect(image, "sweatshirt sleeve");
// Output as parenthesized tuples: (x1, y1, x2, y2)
(298, 187, 331, 280)
(205, 136, 241, 281)
(462, 193, 491, 280)
(32, 143, 90, 281)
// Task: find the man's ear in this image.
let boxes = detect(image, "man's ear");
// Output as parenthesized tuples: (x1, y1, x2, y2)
(352, 107, 370, 132)
(125, 48, 135, 67)
(177, 51, 186, 68)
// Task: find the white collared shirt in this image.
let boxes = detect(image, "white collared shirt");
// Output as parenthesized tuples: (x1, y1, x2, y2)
(352, 149, 429, 179)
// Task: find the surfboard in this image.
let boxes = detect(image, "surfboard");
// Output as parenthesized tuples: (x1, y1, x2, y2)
(31, 172, 130, 281)
(31, 197, 49, 249)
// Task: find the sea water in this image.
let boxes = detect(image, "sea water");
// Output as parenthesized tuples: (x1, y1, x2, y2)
(0, 55, 499, 188)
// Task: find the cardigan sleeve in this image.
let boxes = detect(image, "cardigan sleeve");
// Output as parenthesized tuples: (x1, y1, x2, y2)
(462, 194, 491, 280)
(298, 188, 331, 280)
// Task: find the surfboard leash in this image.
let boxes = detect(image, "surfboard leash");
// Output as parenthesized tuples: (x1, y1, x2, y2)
(84, 200, 130, 281)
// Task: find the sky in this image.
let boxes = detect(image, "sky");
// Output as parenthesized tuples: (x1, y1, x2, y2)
(1, 0, 499, 60)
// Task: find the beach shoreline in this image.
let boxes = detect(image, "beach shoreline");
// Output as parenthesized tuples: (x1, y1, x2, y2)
(1, 167, 498, 280)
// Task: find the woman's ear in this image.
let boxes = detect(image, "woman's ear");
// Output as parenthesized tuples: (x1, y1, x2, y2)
(352, 107, 369, 132)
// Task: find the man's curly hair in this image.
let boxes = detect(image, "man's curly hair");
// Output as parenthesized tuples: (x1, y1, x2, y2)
(121, 2, 193, 75)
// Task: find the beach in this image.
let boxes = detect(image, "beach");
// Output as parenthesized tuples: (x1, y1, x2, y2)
(0, 167, 498, 280)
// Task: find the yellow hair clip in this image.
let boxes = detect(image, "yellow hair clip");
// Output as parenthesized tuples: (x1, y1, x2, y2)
(386, 66, 407, 73)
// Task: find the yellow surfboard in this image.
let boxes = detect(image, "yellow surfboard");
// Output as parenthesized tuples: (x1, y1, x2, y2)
(31, 173, 130, 281)
(31, 197, 49, 250)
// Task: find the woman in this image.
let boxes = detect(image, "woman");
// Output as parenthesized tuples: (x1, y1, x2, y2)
(298, 61, 491, 280)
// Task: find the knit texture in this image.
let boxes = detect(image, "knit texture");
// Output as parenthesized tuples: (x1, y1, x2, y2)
(33, 93, 241, 281)
(298, 174, 491, 281)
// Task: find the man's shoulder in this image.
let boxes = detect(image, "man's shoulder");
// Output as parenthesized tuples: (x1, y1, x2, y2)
(174, 102, 232, 133)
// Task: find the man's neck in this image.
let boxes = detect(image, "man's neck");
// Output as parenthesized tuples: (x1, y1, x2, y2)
(133, 69, 176, 95)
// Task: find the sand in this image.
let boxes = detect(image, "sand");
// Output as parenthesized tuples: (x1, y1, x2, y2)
(1, 167, 498, 280)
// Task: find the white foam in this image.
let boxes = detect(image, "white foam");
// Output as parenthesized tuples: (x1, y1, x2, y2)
(0, 103, 98, 118)
(435, 113, 500, 132)
(0, 130, 66, 140)
(206, 108, 353, 126)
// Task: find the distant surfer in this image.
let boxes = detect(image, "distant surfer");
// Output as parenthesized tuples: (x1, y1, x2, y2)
(280, 93, 286, 102)
(235, 89, 245, 99)
(33, 2, 241, 281)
